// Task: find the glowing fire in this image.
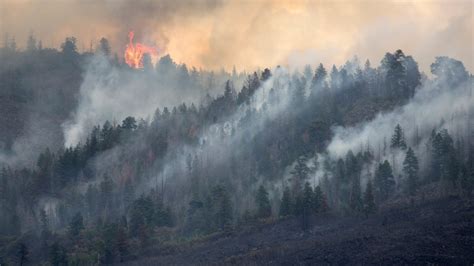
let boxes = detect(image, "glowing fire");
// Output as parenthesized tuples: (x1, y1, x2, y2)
(124, 31, 159, 69)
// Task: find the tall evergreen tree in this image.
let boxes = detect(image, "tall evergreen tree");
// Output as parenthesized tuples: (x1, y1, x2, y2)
(49, 242, 68, 266)
(391, 124, 407, 150)
(301, 182, 314, 230)
(211, 185, 233, 230)
(16, 243, 29, 266)
(374, 160, 396, 201)
(291, 156, 310, 193)
(291, 75, 306, 107)
(69, 212, 84, 237)
(381, 49, 407, 99)
(99, 37, 111, 56)
(460, 163, 474, 197)
(279, 187, 292, 217)
(403, 147, 419, 195)
(311, 63, 328, 90)
(255, 185, 272, 219)
(430, 129, 458, 184)
(349, 175, 363, 213)
(313, 185, 326, 213)
(363, 180, 376, 217)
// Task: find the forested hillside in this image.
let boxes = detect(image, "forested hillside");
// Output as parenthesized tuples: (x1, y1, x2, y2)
(0, 36, 473, 265)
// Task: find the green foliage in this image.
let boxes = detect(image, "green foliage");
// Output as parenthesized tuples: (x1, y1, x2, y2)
(69, 212, 84, 237)
(403, 147, 419, 195)
(49, 242, 68, 266)
(211, 185, 233, 230)
(311, 63, 328, 91)
(381, 49, 420, 100)
(99, 37, 111, 56)
(185, 199, 206, 234)
(460, 163, 474, 197)
(291, 156, 310, 192)
(313, 185, 327, 213)
(255, 185, 272, 219)
(430, 129, 459, 185)
(349, 175, 363, 213)
(129, 195, 154, 237)
(300, 182, 314, 230)
(291, 75, 306, 107)
(363, 180, 376, 216)
(374, 160, 395, 202)
(0, 44, 470, 264)
(122, 116, 137, 130)
(279, 187, 292, 217)
(431, 56, 469, 87)
(15, 243, 29, 266)
(61, 37, 78, 59)
(391, 124, 407, 150)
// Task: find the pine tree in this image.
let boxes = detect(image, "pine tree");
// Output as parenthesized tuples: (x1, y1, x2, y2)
(293, 194, 303, 216)
(349, 175, 363, 213)
(16, 243, 29, 266)
(129, 195, 154, 237)
(430, 129, 458, 184)
(313, 185, 324, 213)
(330, 65, 340, 89)
(255, 185, 272, 219)
(69, 212, 84, 237)
(363, 180, 376, 217)
(39, 208, 49, 233)
(403, 147, 419, 195)
(291, 75, 306, 107)
(49, 242, 67, 266)
(291, 156, 310, 193)
(302, 182, 314, 211)
(211, 185, 233, 230)
(460, 163, 474, 197)
(391, 124, 407, 150)
(311, 63, 328, 91)
(26, 33, 37, 52)
(116, 226, 129, 262)
(382, 50, 407, 99)
(279, 187, 292, 217)
(374, 160, 396, 201)
(301, 182, 314, 230)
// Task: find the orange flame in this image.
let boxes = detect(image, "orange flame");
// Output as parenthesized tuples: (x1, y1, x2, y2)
(124, 31, 159, 69)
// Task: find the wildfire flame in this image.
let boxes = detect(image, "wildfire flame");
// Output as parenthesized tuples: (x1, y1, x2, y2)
(124, 31, 159, 69)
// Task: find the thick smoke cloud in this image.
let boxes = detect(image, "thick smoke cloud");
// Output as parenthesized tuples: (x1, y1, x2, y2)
(327, 78, 472, 161)
(62, 54, 238, 146)
(1, 0, 472, 72)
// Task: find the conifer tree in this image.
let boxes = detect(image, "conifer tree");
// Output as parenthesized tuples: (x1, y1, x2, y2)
(391, 124, 407, 150)
(460, 163, 474, 197)
(255, 185, 272, 218)
(16, 243, 29, 266)
(363, 180, 376, 217)
(349, 175, 363, 213)
(374, 160, 395, 201)
(291, 156, 310, 193)
(68, 212, 84, 237)
(49, 242, 67, 266)
(403, 147, 419, 195)
(211, 185, 233, 230)
(279, 187, 292, 217)
(311, 63, 328, 90)
(313, 185, 323, 213)
(301, 182, 314, 230)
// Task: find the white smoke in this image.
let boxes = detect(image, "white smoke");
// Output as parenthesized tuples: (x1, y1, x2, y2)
(62, 54, 240, 147)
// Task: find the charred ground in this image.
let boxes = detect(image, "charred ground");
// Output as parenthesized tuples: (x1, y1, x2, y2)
(128, 195, 474, 265)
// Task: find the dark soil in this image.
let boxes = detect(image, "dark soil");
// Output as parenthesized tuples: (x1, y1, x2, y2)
(125, 196, 474, 265)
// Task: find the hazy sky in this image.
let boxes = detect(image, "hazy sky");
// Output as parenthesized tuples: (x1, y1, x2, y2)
(1, 0, 472, 72)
